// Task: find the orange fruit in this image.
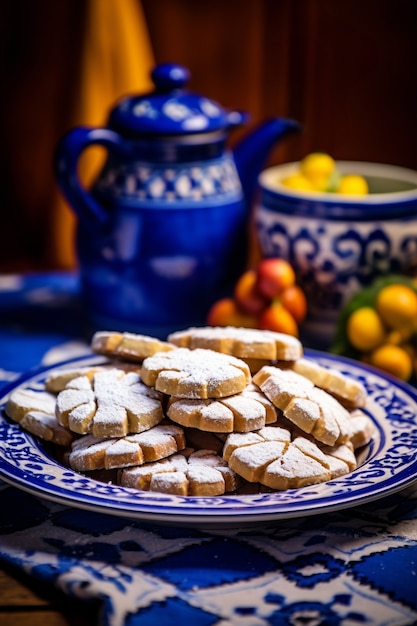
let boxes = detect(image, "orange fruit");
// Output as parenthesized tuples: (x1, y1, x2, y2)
(258, 301, 298, 336)
(234, 269, 268, 315)
(346, 307, 386, 352)
(280, 284, 307, 323)
(207, 298, 257, 328)
(375, 283, 417, 332)
(368, 343, 413, 381)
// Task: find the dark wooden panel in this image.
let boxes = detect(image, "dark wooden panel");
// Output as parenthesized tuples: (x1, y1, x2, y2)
(143, 0, 417, 168)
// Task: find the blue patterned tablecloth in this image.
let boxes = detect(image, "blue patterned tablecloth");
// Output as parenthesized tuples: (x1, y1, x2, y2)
(0, 273, 416, 626)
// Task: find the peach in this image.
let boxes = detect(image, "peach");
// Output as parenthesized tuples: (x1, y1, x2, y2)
(280, 285, 307, 323)
(234, 269, 269, 315)
(256, 258, 295, 299)
(258, 301, 299, 336)
(207, 298, 258, 328)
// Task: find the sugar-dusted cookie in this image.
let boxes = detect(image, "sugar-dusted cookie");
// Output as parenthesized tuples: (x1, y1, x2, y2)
(46, 366, 107, 393)
(119, 448, 240, 496)
(223, 427, 331, 490)
(5, 387, 74, 446)
(91, 331, 175, 362)
(241, 357, 276, 374)
(320, 440, 357, 477)
(167, 383, 277, 433)
(290, 358, 367, 408)
(141, 348, 251, 399)
(69, 424, 186, 471)
(45, 362, 142, 394)
(348, 409, 375, 449)
(168, 326, 303, 361)
(253, 366, 352, 446)
(56, 369, 164, 438)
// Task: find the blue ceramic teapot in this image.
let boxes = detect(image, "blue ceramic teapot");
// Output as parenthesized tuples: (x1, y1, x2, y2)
(55, 63, 299, 338)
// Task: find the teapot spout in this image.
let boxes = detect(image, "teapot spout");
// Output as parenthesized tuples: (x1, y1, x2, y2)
(233, 117, 300, 208)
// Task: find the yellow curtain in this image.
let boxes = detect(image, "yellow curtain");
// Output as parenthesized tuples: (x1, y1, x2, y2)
(50, 0, 154, 269)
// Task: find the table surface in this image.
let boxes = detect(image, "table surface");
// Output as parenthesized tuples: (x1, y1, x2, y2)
(0, 272, 416, 626)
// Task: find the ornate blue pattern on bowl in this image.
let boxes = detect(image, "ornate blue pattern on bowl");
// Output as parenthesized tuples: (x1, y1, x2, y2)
(256, 162, 417, 348)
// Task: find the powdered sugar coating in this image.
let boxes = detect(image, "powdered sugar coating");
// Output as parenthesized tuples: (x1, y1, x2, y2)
(6, 388, 57, 421)
(118, 448, 240, 496)
(253, 366, 352, 446)
(69, 424, 186, 471)
(5, 387, 74, 446)
(141, 348, 251, 399)
(91, 330, 175, 362)
(348, 409, 375, 449)
(224, 427, 334, 490)
(291, 358, 367, 408)
(168, 326, 303, 360)
(56, 369, 164, 437)
(167, 383, 277, 433)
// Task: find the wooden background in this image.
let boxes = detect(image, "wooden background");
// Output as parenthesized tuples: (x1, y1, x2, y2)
(143, 0, 417, 169)
(0, 0, 416, 272)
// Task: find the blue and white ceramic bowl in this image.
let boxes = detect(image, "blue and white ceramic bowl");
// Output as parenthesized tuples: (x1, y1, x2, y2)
(255, 161, 417, 348)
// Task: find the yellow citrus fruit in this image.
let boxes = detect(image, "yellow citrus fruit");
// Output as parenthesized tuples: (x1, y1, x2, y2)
(375, 283, 417, 331)
(346, 306, 386, 351)
(368, 343, 413, 381)
(300, 153, 336, 190)
(338, 175, 369, 195)
(387, 328, 414, 344)
(281, 173, 316, 192)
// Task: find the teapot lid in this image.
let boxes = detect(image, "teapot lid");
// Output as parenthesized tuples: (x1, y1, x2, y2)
(108, 63, 247, 136)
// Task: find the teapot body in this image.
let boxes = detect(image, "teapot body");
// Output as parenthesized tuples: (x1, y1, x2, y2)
(76, 146, 247, 337)
(55, 64, 299, 337)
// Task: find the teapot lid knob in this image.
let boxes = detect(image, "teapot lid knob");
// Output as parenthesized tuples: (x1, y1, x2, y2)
(151, 63, 190, 92)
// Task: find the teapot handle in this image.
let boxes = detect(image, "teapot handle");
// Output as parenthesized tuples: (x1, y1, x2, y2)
(54, 127, 124, 227)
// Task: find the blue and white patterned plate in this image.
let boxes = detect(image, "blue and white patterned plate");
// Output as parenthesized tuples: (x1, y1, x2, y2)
(0, 351, 416, 528)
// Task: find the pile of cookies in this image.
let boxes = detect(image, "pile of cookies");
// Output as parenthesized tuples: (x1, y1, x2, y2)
(5, 327, 374, 497)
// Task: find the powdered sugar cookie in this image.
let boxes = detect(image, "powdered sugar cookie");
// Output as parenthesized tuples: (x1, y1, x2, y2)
(91, 331, 175, 362)
(119, 448, 240, 496)
(321, 441, 357, 474)
(222, 425, 292, 463)
(168, 326, 303, 361)
(45, 362, 141, 393)
(348, 409, 375, 449)
(141, 348, 251, 399)
(69, 424, 186, 471)
(167, 383, 277, 433)
(56, 369, 164, 437)
(5, 387, 74, 446)
(253, 366, 352, 446)
(241, 358, 276, 374)
(46, 366, 107, 393)
(290, 358, 367, 408)
(223, 427, 331, 490)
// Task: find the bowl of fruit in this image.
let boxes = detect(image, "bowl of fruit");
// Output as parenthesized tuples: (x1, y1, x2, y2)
(254, 154, 417, 348)
(332, 274, 417, 384)
(207, 257, 307, 339)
